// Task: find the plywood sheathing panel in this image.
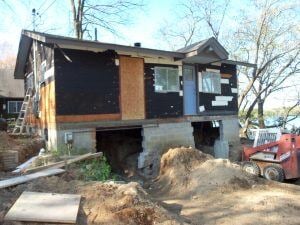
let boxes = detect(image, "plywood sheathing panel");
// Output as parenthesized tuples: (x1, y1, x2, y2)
(56, 113, 121, 123)
(5, 191, 81, 223)
(221, 73, 232, 78)
(119, 56, 145, 120)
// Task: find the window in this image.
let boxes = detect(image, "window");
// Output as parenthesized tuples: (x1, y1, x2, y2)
(200, 71, 221, 94)
(154, 67, 179, 92)
(8, 101, 23, 114)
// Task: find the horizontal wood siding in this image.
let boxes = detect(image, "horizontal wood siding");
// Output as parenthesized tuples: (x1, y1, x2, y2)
(198, 63, 237, 115)
(144, 63, 183, 119)
(54, 49, 120, 116)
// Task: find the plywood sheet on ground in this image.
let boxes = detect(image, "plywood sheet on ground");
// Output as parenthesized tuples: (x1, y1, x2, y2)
(0, 168, 65, 189)
(120, 56, 145, 120)
(5, 191, 81, 223)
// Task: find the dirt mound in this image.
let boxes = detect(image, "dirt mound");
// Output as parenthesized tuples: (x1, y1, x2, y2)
(0, 132, 17, 149)
(154, 147, 263, 198)
(0, 175, 184, 225)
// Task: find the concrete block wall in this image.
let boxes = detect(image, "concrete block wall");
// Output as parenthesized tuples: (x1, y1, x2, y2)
(138, 122, 195, 177)
(48, 128, 96, 153)
(216, 117, 241, 161)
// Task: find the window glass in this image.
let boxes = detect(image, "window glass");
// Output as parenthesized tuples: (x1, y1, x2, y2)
(168, 69, 179, 91)
(201, 71, 221, 94)
(8, 101, 23, 114)
(154, 67, 179, 92)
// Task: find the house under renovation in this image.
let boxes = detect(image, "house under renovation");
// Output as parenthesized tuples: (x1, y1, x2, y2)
(13, 30, 255, 176)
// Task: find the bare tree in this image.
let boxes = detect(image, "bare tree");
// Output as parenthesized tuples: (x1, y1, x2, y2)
(158, 0, 230, 50)
(232, 0, 300, 129)
(69, 0, 143, 39)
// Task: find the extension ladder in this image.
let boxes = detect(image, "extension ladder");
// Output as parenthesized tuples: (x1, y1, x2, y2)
(12, 88, 32, 135)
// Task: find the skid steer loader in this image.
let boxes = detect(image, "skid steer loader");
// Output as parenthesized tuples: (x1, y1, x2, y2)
(242, 134, 300, 182)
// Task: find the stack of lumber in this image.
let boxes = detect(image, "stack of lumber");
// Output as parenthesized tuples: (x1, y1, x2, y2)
(0, 150, 19, 171)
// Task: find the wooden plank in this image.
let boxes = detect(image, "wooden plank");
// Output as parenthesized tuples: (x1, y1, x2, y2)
(221, 73, 232, 78)
(56, 113, 121, 123)
(5, 191, 81, 223)
(0, 168, 65, 189)
(24, 152, 103, 173)
(120, 56, 145, 120)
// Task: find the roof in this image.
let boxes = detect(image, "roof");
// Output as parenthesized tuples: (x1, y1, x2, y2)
(14, 30, 255, 79)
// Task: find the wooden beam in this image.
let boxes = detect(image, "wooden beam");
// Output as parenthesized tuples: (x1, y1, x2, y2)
(56, 114, 121, 123)
(24, 152, 103, 174)
(0, 168, 65, 189)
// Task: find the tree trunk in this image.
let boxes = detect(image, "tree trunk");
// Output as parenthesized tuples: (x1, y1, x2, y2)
(257, 97, 265, 128)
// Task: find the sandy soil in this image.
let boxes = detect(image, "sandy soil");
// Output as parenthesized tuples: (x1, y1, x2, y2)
(148, 147, 300, 225)
(0, 170, 184, 225)
(1, 143, 299, 225)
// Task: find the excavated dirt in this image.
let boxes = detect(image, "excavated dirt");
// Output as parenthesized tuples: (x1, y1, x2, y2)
(0, 131, 44, 165)
(0, 173, 184, 225)
(148, 147, 300, 225)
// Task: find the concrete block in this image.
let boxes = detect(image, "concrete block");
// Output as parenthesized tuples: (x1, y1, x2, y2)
(214, 139, 229, 159)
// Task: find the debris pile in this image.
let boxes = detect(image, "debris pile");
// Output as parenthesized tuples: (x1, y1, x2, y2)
(155, 147, 263, 198)
(0, 176, 183, 225)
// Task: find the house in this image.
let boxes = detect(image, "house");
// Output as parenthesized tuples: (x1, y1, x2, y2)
(13, 30, 255, 176)
(0, 67, 24, 119)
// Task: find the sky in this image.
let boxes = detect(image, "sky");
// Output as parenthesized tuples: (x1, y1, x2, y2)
(0, 0, 299, 110)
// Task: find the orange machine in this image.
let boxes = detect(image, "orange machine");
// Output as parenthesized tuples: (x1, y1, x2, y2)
(242, 134, 300, 182)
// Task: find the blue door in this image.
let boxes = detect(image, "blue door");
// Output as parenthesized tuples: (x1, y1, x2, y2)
(183, 65, 197, 115)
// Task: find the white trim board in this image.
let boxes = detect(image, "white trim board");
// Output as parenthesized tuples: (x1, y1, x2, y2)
(206, 68, 220, 73)
(212, 100, 228, 106)
(231, 88, 238, 93)
(221, 78, 229, 84)
(199, 105, 205, 112)
(215, 96, 233, 101)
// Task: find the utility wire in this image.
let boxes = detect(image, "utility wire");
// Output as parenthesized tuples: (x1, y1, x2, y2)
(39, 0, 57, 17)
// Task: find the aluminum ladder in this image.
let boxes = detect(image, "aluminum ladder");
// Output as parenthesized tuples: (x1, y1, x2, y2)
(12, 88, 32, 135)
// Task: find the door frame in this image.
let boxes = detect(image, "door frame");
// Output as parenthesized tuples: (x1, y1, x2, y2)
(183, 64, 198, 115)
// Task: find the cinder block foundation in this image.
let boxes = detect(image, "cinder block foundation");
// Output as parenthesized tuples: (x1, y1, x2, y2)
(215, 117, 241, 161)
(47, 128, 96, 153)
(138, 122, 195, 177)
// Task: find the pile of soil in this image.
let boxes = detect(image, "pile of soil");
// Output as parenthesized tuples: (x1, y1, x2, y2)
(154, 147, 264, 198)
(0, 173, 184, 225)
(0, 132, 44, 167)
(0, 132, 17, 149)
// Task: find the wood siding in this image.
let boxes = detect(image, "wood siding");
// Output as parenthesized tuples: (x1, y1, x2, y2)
(144, 63, 183, 119)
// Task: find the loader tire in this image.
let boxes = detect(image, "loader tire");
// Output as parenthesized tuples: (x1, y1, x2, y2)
(242, 161, 260, 176)
(263, 164, 285, 182)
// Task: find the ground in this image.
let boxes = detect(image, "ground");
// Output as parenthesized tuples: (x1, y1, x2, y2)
(0, 134, 300, 225)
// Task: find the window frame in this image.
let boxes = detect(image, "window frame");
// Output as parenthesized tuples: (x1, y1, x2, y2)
(7, 101, 23, 114)
(154, 66, 180, 93)
(200, 71, 221, 94)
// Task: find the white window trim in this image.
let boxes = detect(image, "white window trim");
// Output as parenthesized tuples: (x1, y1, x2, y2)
(7, 101, 23, 114)
(154, 67, 180, 93)
(200, 71, 221, 94)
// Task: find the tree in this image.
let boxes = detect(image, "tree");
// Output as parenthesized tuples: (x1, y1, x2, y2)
(232, 0, 300, 129)
(158, 0, 230, 50)
(69, 0, 143, 39)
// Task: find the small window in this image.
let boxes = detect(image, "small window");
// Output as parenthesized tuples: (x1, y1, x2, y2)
(154, 67, 179, 92)
(201, 71, 221, 94)
(8, 101, 23, 114)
